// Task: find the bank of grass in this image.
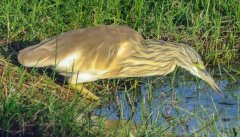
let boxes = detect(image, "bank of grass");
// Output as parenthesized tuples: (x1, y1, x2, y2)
(0, 0, 240, 136)
(1, 0, 240, 64)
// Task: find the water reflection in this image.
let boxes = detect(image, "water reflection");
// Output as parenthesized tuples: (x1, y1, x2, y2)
(93, 74, 240, 134)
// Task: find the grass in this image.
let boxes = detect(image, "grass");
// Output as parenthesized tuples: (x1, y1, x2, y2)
(0, 0, 240, 136)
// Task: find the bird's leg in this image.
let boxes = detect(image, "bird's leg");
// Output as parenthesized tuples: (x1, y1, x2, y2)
(69, 83, 100, 101)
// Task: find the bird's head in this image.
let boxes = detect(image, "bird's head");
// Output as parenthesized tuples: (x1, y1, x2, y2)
(175, 45, 221, 94)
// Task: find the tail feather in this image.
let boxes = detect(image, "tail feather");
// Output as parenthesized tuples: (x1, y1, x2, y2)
(18, 43, 54, 67)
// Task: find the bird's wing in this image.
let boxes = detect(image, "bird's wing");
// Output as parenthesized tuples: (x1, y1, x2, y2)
(18, 25, 144, 72)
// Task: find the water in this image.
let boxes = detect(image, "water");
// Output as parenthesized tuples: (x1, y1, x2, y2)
(93, 73, 240, 134)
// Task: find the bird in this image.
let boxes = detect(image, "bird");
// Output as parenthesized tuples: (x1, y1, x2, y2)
(18, 25, 221, 100)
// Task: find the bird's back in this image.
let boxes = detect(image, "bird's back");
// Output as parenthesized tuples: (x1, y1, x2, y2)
(18, 25, 144, 74)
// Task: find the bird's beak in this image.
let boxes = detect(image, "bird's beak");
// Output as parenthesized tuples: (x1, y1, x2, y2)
(198, 69, 222, 95)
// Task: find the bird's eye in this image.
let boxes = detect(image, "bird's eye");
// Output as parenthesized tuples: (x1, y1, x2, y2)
(194, 62, 205, 70)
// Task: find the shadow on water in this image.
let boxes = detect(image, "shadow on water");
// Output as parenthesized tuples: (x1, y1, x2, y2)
(93, 72, 240, 135)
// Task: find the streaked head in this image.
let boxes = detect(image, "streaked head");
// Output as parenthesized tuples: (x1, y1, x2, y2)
(174, 45, 221, 94)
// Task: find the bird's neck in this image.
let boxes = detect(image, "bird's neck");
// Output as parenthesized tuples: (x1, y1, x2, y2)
(118, 40, 182, 77)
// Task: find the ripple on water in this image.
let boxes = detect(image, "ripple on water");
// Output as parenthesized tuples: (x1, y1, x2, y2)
(93, 75, 240, 134)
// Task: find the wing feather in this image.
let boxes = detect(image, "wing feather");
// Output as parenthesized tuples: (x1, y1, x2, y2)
(18, 25, 144, 73)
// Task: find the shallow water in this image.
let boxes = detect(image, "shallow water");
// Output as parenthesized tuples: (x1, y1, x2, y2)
(93, 73, 240, 134)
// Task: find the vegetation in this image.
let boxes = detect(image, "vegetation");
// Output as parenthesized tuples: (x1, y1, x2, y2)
(0, 0, 239, 136)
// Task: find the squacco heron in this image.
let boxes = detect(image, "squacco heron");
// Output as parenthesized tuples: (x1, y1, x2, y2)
(18, 25, 221, 100)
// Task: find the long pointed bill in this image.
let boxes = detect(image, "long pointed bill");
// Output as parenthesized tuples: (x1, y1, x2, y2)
(193, 68, 222, 95)
(197, 70, 222, 95)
